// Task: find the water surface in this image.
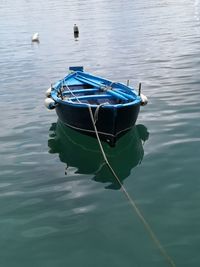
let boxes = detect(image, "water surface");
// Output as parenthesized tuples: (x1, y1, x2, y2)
(0, 0, 200, 266)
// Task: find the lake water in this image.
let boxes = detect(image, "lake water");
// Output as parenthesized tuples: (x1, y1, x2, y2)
(1, 0, 200, 266)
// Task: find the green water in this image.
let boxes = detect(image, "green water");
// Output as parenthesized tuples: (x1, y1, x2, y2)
(1, 0, 200, 266)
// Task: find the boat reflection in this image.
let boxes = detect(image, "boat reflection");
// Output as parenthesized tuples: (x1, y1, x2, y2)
(48, 121, 149, 190)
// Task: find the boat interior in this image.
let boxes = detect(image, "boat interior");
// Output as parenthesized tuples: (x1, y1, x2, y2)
(56, 76, 137, 106)
(58, 83, 131, 105)
(53, 69, 138, 105)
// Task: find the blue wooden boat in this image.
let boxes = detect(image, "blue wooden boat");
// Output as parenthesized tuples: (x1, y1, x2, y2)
(45, 66, 147, 146)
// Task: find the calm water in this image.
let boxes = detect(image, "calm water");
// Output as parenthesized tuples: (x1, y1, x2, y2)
(1, 0, 200, 266)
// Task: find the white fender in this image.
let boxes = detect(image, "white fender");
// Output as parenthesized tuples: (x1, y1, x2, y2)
(45, 87, 52, 97)
(44, 98, 56, 110)
(140, 94, 148, 106)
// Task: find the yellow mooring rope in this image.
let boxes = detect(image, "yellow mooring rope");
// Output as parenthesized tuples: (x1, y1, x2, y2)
(88, 105, 176, 267)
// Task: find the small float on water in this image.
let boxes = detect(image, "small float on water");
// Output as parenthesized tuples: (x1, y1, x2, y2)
(73, 24, 79, 34)
(31, 32, 39, 42)
(45, 66, 148, 146)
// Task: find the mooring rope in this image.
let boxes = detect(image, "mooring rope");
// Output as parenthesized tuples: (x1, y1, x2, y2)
(62, 82, 80, 102)
(87, 105, 176, 267)
(94, 103, 107, 124)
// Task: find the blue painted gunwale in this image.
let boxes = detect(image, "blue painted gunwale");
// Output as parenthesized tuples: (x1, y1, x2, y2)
(51, 71, 141, 108)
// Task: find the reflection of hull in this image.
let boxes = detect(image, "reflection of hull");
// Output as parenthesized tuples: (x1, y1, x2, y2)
(48, 120, 149, 189)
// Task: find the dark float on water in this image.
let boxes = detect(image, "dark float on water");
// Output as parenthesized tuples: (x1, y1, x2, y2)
(73, 24, 79, 40)
(45, 66, 148, 146)
(73, 24, 79, 34)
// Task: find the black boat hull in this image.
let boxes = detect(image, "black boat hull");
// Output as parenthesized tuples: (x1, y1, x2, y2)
(55, 102, 140, 146)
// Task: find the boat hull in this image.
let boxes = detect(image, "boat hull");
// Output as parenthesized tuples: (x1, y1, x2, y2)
(55, 102, 140, 146)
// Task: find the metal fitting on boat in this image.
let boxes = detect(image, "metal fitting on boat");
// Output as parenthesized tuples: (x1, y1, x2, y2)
(45, 87, 52, 97)
(140, 94, 148, 106)
(44, 98, 56, 110)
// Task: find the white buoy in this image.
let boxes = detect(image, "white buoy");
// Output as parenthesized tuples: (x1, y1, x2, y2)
(32, 32, 39, 42)
(44, 98, 56, 110)
(45, 87, 52, 97)
(140, 93, 148, 106)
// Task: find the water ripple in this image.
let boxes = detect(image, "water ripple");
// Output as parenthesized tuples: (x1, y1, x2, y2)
(1, 0, 200, 266)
